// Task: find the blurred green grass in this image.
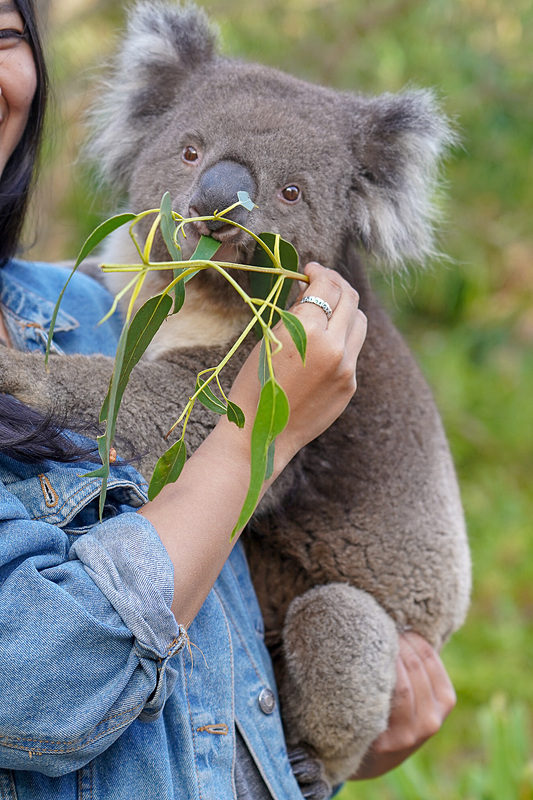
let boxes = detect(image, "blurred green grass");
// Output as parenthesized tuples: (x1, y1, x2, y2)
(36, 0, 532, 795)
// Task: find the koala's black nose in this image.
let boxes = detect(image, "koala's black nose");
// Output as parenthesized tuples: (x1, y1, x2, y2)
(188, 160, 255, 234)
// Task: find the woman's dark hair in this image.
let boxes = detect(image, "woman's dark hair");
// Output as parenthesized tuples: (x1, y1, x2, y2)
(0, 395, 100, 464)
(0, 0, 48, 264)
(0, 2, 106, 465)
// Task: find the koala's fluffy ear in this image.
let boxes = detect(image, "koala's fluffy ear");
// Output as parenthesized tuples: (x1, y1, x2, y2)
(349, 90, 456, 268)
(87, 2, 218, 192)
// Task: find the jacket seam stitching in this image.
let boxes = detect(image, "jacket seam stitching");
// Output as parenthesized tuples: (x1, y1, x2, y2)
(0, 702, 143, 753)
(183, 661, 202, 800)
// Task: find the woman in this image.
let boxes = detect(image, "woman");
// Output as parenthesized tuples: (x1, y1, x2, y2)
(0, 2, 456, 798)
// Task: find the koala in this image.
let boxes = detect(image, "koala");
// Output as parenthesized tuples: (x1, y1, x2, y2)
(1, 2, 470, 794)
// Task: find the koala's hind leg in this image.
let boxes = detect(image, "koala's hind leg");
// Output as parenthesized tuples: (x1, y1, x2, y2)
(280, 583, 399, 791)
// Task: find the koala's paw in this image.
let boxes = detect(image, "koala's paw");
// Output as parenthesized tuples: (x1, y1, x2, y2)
(281, 583, 399, 786)
(288, 747, 331, 800)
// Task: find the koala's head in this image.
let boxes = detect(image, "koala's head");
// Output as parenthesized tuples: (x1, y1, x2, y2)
(88, 1, 454, 295)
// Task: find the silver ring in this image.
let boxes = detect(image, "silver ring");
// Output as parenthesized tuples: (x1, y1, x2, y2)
(299, 295, 333, 320)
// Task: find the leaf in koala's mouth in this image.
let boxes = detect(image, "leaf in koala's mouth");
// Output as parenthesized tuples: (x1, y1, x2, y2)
(191, 235, 222, 261)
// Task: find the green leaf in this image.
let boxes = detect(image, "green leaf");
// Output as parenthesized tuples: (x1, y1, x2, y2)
(95, 292, 172, 517)
(249, 233, 299, 336)
(237, 190, 256, 211)
(101, 293, 173, 421)
(172, 268, 186, 315)
(191, 235, 221, 261)
(45, 212, 136, 365)
(92, 322, 130, 517)
(227, 401, 245, 428)
(148, 439, 187, 501)
(280, 310, 307, 364)
(160, 192, 181, 261)
(231, 377, 289, 537)
(75, 213, 137, 269)
(195, 376, 227, 415)
(255, 377, 290, 446)
(265, 441, 276, 481)
(160, 192, 186, 314)
(257, 338, 269, 387)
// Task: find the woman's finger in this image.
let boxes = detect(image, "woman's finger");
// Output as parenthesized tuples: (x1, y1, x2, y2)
(402, 632, 457, 720)
(387, 654, 416, 731)
(290, 262, 344, 329)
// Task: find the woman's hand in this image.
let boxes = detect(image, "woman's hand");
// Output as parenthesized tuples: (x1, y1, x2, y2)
(225, 261, 367, 476)
(351, 633, 457, 780)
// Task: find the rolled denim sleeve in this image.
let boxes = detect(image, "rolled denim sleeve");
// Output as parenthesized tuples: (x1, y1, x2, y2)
(0, 487, 186, 776)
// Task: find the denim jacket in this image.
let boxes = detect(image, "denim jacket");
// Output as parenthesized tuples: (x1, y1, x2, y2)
(0, 261, 304, 800)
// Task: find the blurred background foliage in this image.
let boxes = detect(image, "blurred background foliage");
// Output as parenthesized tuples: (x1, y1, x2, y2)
(33, 0, 532, 796)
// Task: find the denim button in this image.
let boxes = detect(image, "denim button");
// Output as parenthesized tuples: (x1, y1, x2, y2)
(258, 688, 276, 714)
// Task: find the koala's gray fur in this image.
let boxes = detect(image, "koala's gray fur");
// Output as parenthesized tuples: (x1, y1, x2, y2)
(1, 2, 470, 792)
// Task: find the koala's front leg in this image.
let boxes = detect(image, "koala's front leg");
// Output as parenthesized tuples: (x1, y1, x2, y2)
(0, 348, 113, 421)
(0, 346, 224, 475)
(280, 584, 399, 793)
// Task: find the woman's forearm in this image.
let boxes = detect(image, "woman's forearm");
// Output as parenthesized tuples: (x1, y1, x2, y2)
(137, 418, 260, 624)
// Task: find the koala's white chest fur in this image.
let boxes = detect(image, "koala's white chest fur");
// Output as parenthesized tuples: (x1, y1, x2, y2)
(102, 225, 251, 359)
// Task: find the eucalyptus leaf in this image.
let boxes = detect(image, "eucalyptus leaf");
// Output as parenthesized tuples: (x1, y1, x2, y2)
(91, 321, 130, 517)
(280, 310, 307, 364)
(231, 377, 289, 537)
(257, 338, 269, 387)
(172, 269, 186, 315)
(101, 293, 173, 421)
(195, 376, 227, 415)
(94, 292, 172, 517)
(83, 463, 109, 481)
(160, 192, 181, 261)
(191, 235, 221, 261)
(75, 213, 137, 269)
(237, 190, 256, 211)
(45, 212, 136, 365)
(227, 401, 245, 428)
(160, 192, 186, 314)
(83, 443, 112, 519)
(148, 439, 187, 501)
(256, 377, 290, 445)
(265, 441, 276, 481)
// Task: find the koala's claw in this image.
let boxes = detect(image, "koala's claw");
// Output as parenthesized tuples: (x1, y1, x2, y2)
(288, 747, 322, 782)
(288, 747, 330, 800)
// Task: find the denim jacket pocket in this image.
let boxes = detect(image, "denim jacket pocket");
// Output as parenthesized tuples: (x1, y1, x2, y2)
(7, 460, 148, 532)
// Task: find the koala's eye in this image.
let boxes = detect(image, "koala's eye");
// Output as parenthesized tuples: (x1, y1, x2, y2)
(281, 185, 301, 203)
(182, 146, 200, 163)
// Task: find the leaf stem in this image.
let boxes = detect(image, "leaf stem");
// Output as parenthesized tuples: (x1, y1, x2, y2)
(99, 260, 308, 282)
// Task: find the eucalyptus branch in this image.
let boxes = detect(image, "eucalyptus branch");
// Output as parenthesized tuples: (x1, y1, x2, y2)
(100, 261, 307, 281)
(164, 280, 278, 438)
(47, 191, 307, 528)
